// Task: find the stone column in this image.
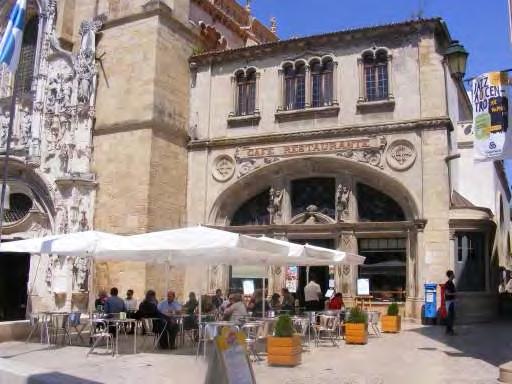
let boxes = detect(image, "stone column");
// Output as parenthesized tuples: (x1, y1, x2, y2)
(305, 65, 311, 108)
(337, 231, 358, 298)
(332, 61, 339, 105)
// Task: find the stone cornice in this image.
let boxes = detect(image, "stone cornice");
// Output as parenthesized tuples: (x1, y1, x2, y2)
(94, 118, 189, 147)
(101, 0, 198, 45)
(188, 117, 452, 150)
(208, 221, 417, 236)
(190, 18, 448, 66)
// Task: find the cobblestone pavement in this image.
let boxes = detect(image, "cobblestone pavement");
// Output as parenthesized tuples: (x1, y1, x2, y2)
(253, 321, 512, 384)
(0, 321, 510, 383)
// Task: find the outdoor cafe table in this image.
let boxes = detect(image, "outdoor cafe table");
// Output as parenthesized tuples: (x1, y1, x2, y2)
(104, 318, 137, 355)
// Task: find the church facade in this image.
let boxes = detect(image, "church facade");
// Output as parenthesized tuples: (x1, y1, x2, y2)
(0, 0, 509, 325)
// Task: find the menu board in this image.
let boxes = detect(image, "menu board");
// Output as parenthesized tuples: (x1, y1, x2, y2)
(213, 328, 255, 384)
(357, 278, 370, 296)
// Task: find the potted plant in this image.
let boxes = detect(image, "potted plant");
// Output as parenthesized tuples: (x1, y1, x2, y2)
(345, 306, 368, 345)
(381, 302, 401, 333)
(267, 314, 301, 366)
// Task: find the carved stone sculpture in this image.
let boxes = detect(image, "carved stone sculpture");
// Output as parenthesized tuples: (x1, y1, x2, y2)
(0, 111, 9, 147)
(72, 255, 88, 292)
(267, 187, 283, 224)
(79, 211, 89, 231)
(20, 109, 32, 146)
(76, 19, 102, 105)
(303, 205, 319, 225)
(336, 184, 350, 222)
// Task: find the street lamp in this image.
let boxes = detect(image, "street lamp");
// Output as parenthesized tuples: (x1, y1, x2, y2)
(444, 40, 469, 80)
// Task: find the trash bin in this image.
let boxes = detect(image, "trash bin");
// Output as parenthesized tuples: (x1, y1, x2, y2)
(423, 283, 437, 325)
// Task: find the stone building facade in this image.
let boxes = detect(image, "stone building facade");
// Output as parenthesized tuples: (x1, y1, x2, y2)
(0, 1, 509, 323)
(187, 18, 511, 321)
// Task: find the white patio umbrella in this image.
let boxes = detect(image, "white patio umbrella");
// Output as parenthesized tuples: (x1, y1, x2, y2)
(0, 230, 126, 256)
(93, 226, 292, 264)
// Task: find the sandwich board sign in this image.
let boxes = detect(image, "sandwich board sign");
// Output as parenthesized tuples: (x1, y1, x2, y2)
(205, 327, 256, 384)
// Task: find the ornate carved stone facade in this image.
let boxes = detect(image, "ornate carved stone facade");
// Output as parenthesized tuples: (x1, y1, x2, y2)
(0, 0, 99, 313)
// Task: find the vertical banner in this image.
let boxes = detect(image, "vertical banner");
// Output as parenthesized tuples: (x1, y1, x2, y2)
(472, 71, 511, 161)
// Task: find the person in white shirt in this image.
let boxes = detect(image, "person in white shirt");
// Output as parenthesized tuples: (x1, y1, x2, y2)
(304, 275, 322, 311)
(223, 293, 248, 323)
(124, 289, 138, 311)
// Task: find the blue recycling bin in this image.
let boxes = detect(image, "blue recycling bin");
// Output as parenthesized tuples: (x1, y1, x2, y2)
(423, 283, 437, 323)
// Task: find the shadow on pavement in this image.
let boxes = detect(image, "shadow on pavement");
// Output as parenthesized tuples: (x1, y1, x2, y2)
(27, 372, 103, 384)
(410, 320, 512, 367)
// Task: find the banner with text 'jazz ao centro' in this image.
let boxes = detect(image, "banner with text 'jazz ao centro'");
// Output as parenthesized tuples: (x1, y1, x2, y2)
(472, 71, 512, 161)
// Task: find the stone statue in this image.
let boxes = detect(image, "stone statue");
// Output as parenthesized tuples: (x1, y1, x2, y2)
(336, 184, 350, 221)
(20, 109, 32, 146)
(72, 256, 88, 292)
(76, 19, 102, 105)
(58, 206, 69, 234)
(303, 204, 319, 225)
(0, 111, 10, 147)
(58, 144, 69, 173)
(267, 187, 283, 224)
(79, 211, 89, 231)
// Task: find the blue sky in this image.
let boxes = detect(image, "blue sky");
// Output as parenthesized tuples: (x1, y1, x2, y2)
(249, 0, 512, 184)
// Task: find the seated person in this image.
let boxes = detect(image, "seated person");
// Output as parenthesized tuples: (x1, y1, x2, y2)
(157, 290, 182, 349)
(136, 290, 159, 318)
(124, 289, 138, 312)
(223, 293, 248, 323)
(328, 292, 344, 310)
(270, 293, 282, 311)
(94, 290, 108, 312)
(104, 287, 126, 315)
(182, 292, 199, 330)
(103, 287, 126, 337)
(281, 288, 295, 312)
(212, 289, 224, 310)
(248, 289, 264, 317)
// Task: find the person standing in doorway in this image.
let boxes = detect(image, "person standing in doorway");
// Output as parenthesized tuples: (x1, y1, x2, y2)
(445, 270, 456, 335)
(304, 274, 322, 311)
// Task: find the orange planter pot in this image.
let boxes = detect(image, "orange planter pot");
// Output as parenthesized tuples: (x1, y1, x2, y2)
(381, 315, 401, 333)
(345, 323, 368, 345)
(267, 335, 302, 366)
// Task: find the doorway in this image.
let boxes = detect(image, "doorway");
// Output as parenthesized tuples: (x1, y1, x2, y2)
(295, 238, 334, 307)
(0, 251, 30, 321)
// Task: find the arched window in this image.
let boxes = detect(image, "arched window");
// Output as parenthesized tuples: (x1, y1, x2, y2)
(235, 69, 256, 116)
(363, 49, 389, 102)
(284, 62, 306, 110)
(231, 189, 270, 226)
(15, 15, 39, 95)
(357, 183, 405, 222)
(311, 58, 334, 108)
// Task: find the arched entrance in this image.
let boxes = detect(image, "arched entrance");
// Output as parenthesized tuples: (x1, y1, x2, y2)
(208, 156, 420, 306)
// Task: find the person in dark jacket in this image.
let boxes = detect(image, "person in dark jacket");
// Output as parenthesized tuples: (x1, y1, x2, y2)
(445, 270, 456, 335)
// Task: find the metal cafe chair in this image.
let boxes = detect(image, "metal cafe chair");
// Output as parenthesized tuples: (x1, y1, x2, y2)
(367, 311, 381, 337)
(87, 319, 114, 357)
(26, 312, 50, 344)
(242, 321, 263, 362)
(313, 315, 340, 347)
(140, 318, 169, 351)
(67, 312, 85, 345)
(48, 313, 71, 346)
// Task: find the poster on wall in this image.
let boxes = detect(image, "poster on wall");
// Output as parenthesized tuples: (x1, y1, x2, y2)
(472, 71, 512, 161)
(285, 266, 298, 293)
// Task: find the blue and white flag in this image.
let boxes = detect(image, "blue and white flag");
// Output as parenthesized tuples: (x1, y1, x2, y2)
(0, 0, 26, 73)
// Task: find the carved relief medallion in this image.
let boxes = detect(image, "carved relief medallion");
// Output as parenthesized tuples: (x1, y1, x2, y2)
(212, 154, 235, 182)
(386, 140, 416, 171)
